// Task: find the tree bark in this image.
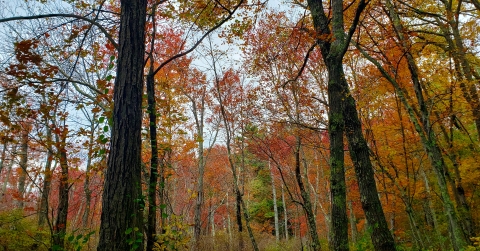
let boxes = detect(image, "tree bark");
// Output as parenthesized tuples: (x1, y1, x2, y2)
(52, 136, 69, 250)
(38, 122, 53, 227)
(191, 88, 207, 249)
(270, 161, 280, 242)
(0, 144, 16, 202)
(348, 201, 357, 244)
(306, 0, 395, 250)
(282, 183, 289, 240)
(17, 129, 28, 209)
(97, 0, 147, 249)
(0, 141, 7, 175)
(295, 136, 322, 250)
(326, 60, 348, 251)
(146, 52, 160, 251)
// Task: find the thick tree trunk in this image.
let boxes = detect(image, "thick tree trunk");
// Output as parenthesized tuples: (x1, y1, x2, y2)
(326, 61, 348, 251)
(342, 82, 396, 250)
(97, 0, 147, 249)
(306, 0, 396, 250)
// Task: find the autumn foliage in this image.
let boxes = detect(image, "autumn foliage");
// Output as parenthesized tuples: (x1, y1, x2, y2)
(1, 0, 480, 250)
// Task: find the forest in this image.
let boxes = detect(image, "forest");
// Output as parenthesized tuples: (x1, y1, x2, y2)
(0, 0, 479, 250)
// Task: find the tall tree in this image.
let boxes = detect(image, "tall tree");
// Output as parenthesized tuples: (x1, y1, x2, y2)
(305, 0, 396, 250)
(97, 0, 147, 250)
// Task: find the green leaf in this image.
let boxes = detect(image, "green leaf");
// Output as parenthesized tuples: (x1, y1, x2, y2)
(101, 137, 108, 144)
(125, 228, 133, 235)
(104, 125, 109, 132)
(99, 116, 105, 123)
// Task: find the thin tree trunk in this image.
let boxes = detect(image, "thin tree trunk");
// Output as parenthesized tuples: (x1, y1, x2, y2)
(146, 48, 160, 251)
(384, 2, 467, 249)
(294, 136, 321, 251)
(0, 144, 16, 202)
(420, 167, 444, 250)
(52, 136, 69, 250)
(348, 201, 357, 244)
(212, 47, 258, 251)
(270, 161, 280, 243)
(39, 124, 53, 227)
(17, 128, 28, 209)
(82, 117, 96, 228)
(282, 183, 288, 240)
(0, 141, 7, 175)
(191, 88, 208, 250)
(98, 0, 147, 249)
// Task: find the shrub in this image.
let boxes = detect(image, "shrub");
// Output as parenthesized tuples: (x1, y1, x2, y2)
(0, 209, 49, 250)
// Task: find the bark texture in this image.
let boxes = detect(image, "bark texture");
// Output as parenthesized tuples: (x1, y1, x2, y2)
(97, 0, 147, 249)
(306, 0, 396, 250)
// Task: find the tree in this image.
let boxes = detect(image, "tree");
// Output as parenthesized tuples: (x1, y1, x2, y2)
(305, 0, 396, 250)
(97, 0, 147, 250)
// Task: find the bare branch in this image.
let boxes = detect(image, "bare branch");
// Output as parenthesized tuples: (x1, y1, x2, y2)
(0, 14, 118, 49)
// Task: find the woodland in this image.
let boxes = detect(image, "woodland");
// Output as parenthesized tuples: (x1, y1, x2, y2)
(0, 0, 479, 250)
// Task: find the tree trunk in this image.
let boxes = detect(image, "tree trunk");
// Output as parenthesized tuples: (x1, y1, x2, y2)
(294, 137, 321, 251)
(282, 183, 289, 240)
(52, 136, 69, 250)
(17, 128, 28, 209)
(39, 151, 53, 227)
(97, 0, 147, 249)
(146, 58, 160, 251)
(270, 161, 280, 242)
(0, 141, 7, 175)
(348, 200, 357, 244)
(0, 144, 16, 202)
(82, 117, 95, 228)
(420, 167, 444, 250)
(326, 60, 348, 251)
(38, 124, 53, 227)
(306, 0, 395, 249)
(384, 2, 467, 249)
(342, 76, 395, 250)
(212, 51, 258, 251)
(192, 93, 207, 249)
